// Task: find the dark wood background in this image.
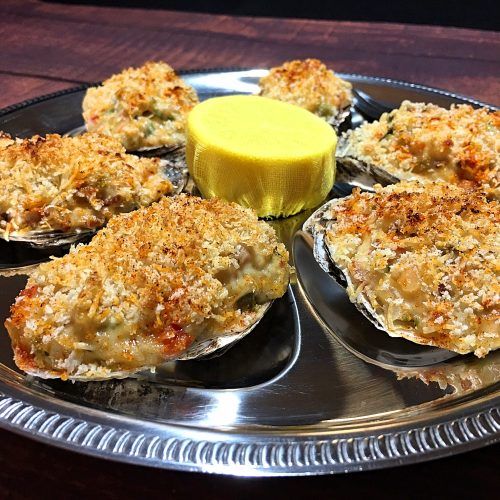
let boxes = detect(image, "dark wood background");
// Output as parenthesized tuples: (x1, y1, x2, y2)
(44, 0, 500, 31)
(0, 0, 499, 108)
(0, 1, 499, 498)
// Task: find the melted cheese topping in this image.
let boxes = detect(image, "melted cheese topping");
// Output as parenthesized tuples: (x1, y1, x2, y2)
(83, 62, 199, 151)
(5, 195, 290, 379)
(340, 101, 499, 187)
(0, 132, 172, 237)
(324, 181, 499, 357)
(259, 59, 352, 121)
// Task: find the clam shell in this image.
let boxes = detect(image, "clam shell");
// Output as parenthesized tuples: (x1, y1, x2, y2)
(67, 125, 186, 157)
(1, 229, 94, 247)
(326, 104, 353, 130)
(23, 302, 272, 381)
(335, 134, 400, 191)
(0, 150, 188, 248)
(133, 143, 184, 157)
(159, 147, 188, 194)
(303, 198, 487, 353)
(0, 263, 43, 277)
(66, 125, 189, 193)
(303, 198, 404, 335)
(176, 302, 272, 361)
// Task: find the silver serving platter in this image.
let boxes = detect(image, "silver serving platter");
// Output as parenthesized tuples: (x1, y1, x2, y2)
(0, 70, 498, 476)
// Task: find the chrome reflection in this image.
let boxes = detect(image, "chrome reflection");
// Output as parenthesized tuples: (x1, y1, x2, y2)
(203, 392, 241, 427)
(184, 69, 268, 94)
(293, 229, 499, 395)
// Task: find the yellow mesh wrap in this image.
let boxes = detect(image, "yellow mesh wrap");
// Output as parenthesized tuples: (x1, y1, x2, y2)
(186, 95, 337, 217)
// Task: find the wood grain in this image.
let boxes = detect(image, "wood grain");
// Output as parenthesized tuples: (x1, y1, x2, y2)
(0, 0, 498, 108)
(0, 74, 76, 109)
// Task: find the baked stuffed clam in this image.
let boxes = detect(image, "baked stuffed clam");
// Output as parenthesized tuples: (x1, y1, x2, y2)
(259, 59, 353, 128)
(0, 132, 182, 246)
(5, 195, 290, 380)
(83, 61, 199, 153)
(336, 101, 500, 190)
(304, 180, 499, 358)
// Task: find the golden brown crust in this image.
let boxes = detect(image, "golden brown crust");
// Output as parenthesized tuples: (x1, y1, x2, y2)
(83, 61, 199, 150)
(5, 195, 290, 379)
(324, 181, 499, 357)
(0, 132, 173, 237)
(259, 59, 352, 120)
(340, 101, 500, 188)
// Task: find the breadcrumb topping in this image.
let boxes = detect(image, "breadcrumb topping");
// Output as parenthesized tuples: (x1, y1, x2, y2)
(340, 101, 499, 187)
(0, 132, 173, 238)
(83, 61, 199, 150)
(5, 195, 290, 379)
(259, 59, 352, 121)
(324, 181, 499, 357)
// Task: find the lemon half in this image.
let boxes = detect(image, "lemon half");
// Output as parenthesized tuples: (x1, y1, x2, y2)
(186, 95, 337, 217)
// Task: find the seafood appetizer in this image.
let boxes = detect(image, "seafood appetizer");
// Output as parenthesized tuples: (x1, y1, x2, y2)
(0, 132, 175, 245)
(5, 195, 290, 380)
(259, 58, 353, 127)
(337, 101, 500, 189)
(304, 180, 499, 357)
(83, 61, 199, 151)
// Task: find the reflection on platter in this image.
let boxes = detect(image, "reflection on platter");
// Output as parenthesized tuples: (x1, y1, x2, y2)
(0, 63, 497, 475)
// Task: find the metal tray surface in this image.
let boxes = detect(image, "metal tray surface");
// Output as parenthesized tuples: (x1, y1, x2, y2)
(0, 69, 498, 476)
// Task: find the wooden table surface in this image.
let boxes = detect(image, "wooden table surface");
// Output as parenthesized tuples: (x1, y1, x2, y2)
(0, 1, 499, 498)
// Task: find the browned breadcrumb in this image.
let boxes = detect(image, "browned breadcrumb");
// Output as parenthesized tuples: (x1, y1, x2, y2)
(83, 61, 199, 150)
(340, 101, 500, 187)
(5, 195, 290, 380)
(324, 181, 499, 357)
(259, 59, 352, 120)
(0, 132, 172, 238)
